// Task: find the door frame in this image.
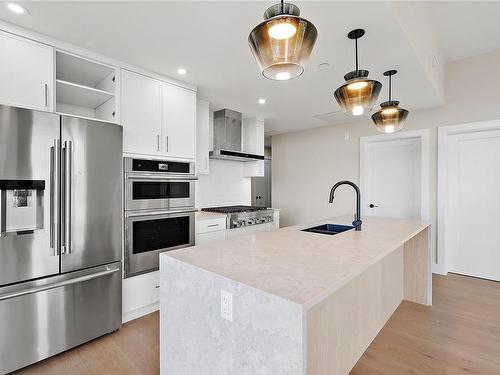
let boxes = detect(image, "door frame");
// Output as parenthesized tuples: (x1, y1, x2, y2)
(360, 129, 430, 221)
(437, 119, 500, 275)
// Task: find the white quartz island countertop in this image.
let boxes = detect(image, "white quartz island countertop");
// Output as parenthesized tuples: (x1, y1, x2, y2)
(160, 216, 431, 375)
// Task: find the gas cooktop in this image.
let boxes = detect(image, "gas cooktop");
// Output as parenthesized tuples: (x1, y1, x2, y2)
(202, 205, 269, 214)
(202, 206, 274, 228)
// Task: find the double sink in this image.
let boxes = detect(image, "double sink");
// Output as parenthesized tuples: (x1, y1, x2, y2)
(302, 223, 354, 236)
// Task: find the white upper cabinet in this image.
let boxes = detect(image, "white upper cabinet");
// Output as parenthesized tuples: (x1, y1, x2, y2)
(243, 118, 265, 177)
(55, 51, 118, 123)
(196, 99, 210, 174)
(0, 31, 54, 112)
(121, 70, 162, 155)
(162, 83, 196, 160)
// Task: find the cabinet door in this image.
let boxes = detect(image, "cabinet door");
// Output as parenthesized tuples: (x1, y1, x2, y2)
(162, 82, 196, 159)
(121, 70, 162, 155)
(195, 230, 226, 245)
(196, 99, 210, 174)
(0, 32, 53, 111)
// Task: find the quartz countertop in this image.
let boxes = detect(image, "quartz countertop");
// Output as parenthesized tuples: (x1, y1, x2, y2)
(165, 216, 430, 308)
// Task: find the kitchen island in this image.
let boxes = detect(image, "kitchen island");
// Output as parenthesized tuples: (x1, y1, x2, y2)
(160, 216, 431, 375)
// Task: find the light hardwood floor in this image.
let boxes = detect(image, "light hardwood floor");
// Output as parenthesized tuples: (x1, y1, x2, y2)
(15, 274, 500, 375)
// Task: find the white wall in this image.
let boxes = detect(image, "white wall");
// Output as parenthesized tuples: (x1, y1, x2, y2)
(272, 49, 500, 265)
(196, 159, 251, 208)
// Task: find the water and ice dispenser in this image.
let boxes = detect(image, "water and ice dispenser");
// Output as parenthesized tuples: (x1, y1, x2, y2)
(0, 180, 44, 235)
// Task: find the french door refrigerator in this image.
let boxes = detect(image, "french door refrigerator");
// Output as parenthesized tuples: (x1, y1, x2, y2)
(0, 105, 122, 374)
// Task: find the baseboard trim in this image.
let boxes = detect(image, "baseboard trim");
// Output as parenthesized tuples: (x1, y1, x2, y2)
(432, 262, 447, 276)
(122, 302, 159, 323)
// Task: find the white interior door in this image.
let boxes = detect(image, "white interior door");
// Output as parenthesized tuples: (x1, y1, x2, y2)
(446, 129, 500, 281)
(362, 137, 423, 219)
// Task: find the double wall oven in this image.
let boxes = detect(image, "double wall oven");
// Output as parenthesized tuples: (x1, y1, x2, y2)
(124, 158, 196, 277)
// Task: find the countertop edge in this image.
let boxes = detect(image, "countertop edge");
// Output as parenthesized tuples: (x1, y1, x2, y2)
(161, 253, 304, 309)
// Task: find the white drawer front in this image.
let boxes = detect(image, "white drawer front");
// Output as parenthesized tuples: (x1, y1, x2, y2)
(196, 217, 227, 234)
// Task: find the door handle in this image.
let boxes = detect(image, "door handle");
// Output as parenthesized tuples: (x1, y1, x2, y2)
(50, 139, 60, 256)
(62, 141, 72, 254)
(369, 204, 378, 208)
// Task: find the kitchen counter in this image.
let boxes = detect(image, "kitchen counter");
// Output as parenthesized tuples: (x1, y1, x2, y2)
(160, 216, 431, 374)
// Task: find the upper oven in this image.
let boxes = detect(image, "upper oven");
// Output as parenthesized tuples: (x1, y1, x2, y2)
(124, 158, 197, 211)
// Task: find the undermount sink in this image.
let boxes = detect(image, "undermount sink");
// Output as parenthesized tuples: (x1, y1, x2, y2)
(301, 223, 355, 235)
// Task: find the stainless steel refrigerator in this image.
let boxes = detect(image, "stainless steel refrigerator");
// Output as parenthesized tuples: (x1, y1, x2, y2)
(0, 105, 122, 374)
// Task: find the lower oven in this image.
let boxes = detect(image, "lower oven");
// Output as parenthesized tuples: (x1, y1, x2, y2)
(124, 209, 196, 278)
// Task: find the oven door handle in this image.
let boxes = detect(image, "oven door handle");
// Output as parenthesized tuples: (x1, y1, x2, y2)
(126, 208, 198, 218)
(125, 175, 198, 181)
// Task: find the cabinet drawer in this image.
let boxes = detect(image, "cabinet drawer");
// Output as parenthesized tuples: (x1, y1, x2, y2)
(196, 217, 227, 234)
(196, 230, 226, 246)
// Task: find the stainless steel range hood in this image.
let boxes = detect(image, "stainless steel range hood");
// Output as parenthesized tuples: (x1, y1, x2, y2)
(210, 109, 265, 162)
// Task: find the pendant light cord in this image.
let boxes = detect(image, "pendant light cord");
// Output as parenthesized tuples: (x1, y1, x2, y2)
(355, 38, 359, 73)
(388, 74, 392, 101)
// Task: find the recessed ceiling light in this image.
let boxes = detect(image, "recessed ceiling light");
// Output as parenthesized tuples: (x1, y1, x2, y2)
(7, 2, 28, 14)
(258, 98, 266, 105)
(177, 68, 187, 75)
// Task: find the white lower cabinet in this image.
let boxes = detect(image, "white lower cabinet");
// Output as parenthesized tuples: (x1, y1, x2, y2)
(195, 216, 227, 245)
(0, 31, 53, 112)
(122, 271, 160, 323)
(196, 230, 226, 245)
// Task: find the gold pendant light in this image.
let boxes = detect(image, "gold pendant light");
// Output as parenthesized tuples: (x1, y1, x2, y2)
(334, 29, 381, 116)
(371, 70, 409, 133)
(248, 1, 318, 81)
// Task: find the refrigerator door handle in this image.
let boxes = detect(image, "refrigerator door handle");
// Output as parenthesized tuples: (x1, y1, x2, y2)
(0, 267, 120, 302)
(50, 139, 60, 255)
(62, 140, 72, 255)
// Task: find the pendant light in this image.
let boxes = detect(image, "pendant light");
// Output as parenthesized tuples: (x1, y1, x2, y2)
(334, 29, 381, 116)
(248, 1, 318, 80)
(371, 70, 409, 133)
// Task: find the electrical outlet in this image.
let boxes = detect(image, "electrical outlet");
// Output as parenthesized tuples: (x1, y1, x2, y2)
(220, 290, 233, 322)
(344, 132, 351, 141)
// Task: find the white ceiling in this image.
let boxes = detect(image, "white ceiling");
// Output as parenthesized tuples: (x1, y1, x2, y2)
(1, 1, 499, 134)
(430, 1, 500, 62)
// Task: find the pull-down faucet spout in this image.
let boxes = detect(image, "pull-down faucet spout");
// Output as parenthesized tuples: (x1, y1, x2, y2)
(329, 180, 362, 231)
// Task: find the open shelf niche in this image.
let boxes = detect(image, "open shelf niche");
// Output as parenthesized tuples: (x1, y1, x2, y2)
(55, 51, 118, 123)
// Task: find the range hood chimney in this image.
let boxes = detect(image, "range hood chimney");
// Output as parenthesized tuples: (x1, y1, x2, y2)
(210, 109, 265, 162)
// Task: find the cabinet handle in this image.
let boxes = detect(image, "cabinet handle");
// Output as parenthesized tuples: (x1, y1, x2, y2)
(166, 136, 169, 152)
(44, 84, 48, 107)
(112, 111, 116, 118)
(157, 134, 160, 151)
(207, 224, 219, 228)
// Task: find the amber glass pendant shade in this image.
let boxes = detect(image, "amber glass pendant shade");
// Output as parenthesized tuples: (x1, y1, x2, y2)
(334, 29, 381, 115)
(248, 2, 318, 80)
(334, 70, 382, 116)
(371, 70, 409, 133)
